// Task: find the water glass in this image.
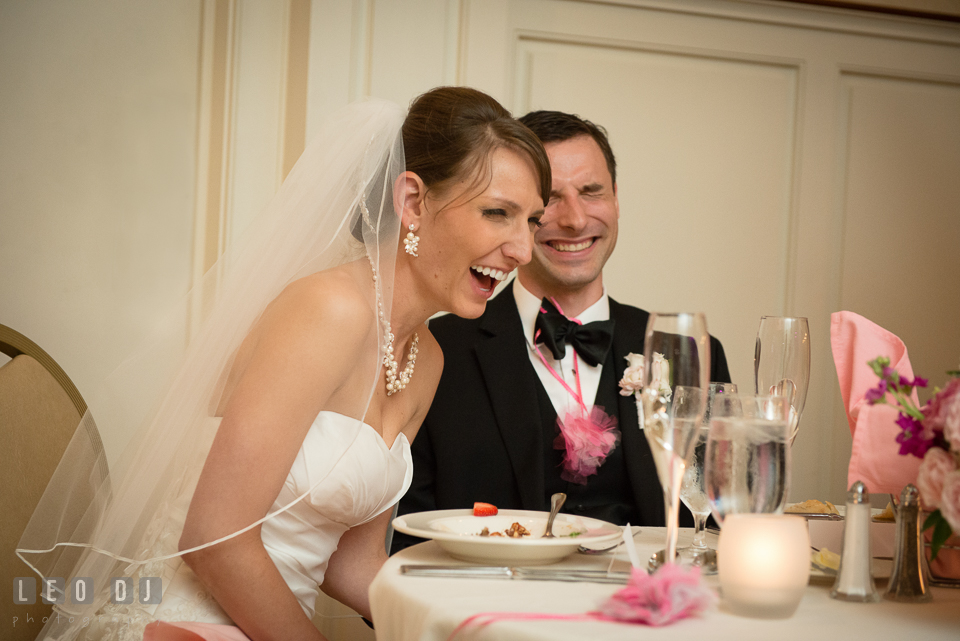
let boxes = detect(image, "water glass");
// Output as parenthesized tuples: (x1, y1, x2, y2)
(704, 394, 791, 524)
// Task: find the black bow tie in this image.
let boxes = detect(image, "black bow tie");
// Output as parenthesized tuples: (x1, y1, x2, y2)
(535, 298, 615, 367)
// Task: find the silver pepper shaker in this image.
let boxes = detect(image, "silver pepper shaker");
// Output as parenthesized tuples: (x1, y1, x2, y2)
(831, 481, 880, 602)
(884, 484, 932, 602)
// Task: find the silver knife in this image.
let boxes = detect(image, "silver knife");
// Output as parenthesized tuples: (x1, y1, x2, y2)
(399, 564, 631, 584)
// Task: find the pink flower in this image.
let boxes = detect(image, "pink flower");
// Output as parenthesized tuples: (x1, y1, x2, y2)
(940, 471, 960, 534)
(593, 564, 716, 626)
(923, 378, 960, 447)
(916, 447, 957, 509)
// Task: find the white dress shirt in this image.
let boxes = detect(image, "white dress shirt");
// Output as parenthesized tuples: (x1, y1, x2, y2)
(513, 279, 610, 420)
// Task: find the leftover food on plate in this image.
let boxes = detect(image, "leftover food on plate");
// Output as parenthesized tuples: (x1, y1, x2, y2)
(874, 502, 895, 522)
(811, 547, 841, 572)
(429, 514, 586, 538)
(785, 499, 839, 515)
(479, 522, 530, 538)
(392, 509, 623, 565)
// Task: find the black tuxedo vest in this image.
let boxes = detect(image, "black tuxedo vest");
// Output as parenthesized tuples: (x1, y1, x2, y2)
(536, 344, 641, 525)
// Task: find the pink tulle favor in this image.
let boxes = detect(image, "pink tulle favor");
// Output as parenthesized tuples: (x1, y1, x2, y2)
(593, 564, 717, 626)
(554, 406, 620, 484)
(446, 564, 716, 640)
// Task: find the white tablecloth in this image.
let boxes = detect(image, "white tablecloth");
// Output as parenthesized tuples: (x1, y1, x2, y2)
(370, 527, 960, 641)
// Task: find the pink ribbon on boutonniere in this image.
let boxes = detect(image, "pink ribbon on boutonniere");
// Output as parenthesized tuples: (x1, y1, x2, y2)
(533, 297, 620, 484)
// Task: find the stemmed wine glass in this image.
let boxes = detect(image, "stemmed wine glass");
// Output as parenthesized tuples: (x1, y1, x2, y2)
(755, 316, 810, 443)
(675, 382, 738, 573)
(704, 394, 792, 524)
(641, 312, 709, 566)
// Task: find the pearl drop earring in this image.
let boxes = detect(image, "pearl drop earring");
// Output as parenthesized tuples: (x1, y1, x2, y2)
(403, 224, 420, 257)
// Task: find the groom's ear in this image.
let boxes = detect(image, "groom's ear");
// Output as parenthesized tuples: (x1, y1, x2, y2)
(394, 171, 427, 229)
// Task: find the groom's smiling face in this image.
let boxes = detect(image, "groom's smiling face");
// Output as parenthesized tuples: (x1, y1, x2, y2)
(521, 135, 619, 302)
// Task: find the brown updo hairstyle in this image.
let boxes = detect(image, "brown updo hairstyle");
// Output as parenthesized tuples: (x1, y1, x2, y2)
(402, 86, 551, 208)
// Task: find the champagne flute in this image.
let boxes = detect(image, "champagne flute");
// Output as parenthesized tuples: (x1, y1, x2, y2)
(641, 312, 709, 566)
(754, 316, 810, 443)
(675, 382, 738, 573)
(704, 394, 791, 525)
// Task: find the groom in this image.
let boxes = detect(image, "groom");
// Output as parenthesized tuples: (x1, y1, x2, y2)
(392, 111, 731, 551)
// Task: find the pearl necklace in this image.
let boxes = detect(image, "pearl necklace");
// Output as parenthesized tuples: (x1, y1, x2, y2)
(368, 256, 418, 396)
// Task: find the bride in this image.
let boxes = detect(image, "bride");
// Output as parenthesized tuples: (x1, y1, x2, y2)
(17, 86, 550, 641)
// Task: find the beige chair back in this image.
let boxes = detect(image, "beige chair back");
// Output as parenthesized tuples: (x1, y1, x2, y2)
(0, 325, 94, 640)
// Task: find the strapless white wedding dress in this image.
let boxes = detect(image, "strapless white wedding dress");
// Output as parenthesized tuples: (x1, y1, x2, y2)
(88, 411, 411, 640)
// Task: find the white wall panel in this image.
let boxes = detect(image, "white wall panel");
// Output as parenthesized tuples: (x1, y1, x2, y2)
(228, 1, 289, 246)
(517, 39, 799, 395)
(837, 73, 960, 391)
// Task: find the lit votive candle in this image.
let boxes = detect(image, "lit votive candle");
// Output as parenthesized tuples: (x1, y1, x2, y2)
(718, 514, 811, 618)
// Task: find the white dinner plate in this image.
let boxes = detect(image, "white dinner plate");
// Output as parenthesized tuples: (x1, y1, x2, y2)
(393, 509, 623, 565)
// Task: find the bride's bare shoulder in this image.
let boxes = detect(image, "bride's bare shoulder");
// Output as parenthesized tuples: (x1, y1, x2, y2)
(261, 263, 377, 341)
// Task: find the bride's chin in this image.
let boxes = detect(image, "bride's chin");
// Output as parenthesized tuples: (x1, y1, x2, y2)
(444, 293, 487, 320)
(455, 304, 486, 320)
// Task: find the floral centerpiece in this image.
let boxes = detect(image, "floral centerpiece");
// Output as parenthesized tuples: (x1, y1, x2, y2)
(866, 356, 960, 559)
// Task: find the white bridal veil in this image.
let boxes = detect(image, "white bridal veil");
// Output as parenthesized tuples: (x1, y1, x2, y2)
(17, 98, 406, 640)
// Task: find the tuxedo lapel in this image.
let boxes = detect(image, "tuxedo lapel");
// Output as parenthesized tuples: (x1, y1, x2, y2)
(474, 283, 545, 510)
(609, 299, 665, 525)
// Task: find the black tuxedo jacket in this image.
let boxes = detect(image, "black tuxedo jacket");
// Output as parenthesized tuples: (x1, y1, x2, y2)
(392, 282, 730, 552)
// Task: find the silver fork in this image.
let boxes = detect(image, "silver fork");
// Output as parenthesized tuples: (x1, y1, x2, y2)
(577, 528, 640, 555)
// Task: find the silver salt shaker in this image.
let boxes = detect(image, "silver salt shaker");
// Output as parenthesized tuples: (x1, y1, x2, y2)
(830, 481, 880, 602)
(884, 484, 932, 602)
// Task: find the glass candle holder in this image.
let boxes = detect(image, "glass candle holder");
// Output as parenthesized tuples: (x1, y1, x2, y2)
(718, 514, 810, 618)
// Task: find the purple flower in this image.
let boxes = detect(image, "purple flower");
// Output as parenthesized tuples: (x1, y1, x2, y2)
(864, 380, 888, 403)
(897, 429, 935, 458)
(899, 375, 928, 388)
(896, 412, 922, 433)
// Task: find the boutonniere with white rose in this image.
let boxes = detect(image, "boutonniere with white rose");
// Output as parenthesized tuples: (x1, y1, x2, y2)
(619, 352, 671, 400)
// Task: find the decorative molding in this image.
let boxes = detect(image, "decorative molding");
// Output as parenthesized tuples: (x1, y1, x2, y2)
(782, 0, 960, 22)
(280, 0, 312, 181)
(838, 61, 960, 84)
(444, 0, 466, 84)
(190, 0, 314, 334)
(514, 27, 805, 71)
(569, 0, 960, 45)
(190, 0, 238, 333)
(350, 0, 375, 100)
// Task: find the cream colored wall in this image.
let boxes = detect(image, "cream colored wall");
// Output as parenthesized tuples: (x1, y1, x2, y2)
(1, 1, 957, 639)
(0, 0, 202, 458)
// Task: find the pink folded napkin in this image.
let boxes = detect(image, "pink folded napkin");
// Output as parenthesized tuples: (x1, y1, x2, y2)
(144, 621, 251, 641)
(831, 311, 921, 496)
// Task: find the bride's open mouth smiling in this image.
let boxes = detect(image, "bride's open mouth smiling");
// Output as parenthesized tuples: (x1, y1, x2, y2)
(470, 264, 508, 293)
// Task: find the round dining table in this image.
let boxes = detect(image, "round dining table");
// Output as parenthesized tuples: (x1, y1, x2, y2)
(370, 527, 960, 641)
